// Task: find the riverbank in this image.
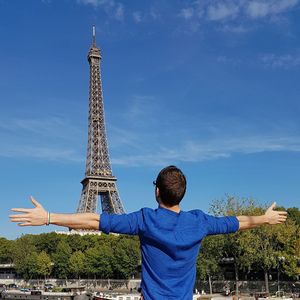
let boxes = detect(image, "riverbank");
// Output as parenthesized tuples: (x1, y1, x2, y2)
(0, 279, 299, 294)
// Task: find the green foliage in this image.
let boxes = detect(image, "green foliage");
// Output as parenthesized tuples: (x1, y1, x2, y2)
(85, 245, 113, 278)
(3, 200, 299, 281)
(0, 237, 14, 263)
(197, 235, 224, 280)
(201, 196, 300, 290)
(52, 240, 72, 279)
(14, 251, 39, 279)
(111, 236, 140, 279)
(36, 251, 52, 279)
(209, 196, 268, 272)
(12, 235, 38, 279)
(69, 251, 85, 279)
(33, 232, 62, 255)
(286, 207, 300, 226)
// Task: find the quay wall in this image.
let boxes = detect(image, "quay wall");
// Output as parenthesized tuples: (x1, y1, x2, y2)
(0, 279, 141, 292)
(0, 279, 299, 294)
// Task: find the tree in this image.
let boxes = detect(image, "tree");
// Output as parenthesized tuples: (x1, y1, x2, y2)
(15, 252, 39, 279)
(273, 217, 300, 279)
(12, 235, 38, 279)
(67, 234, 90, 253)
(111, 236, 140, 279)
(69, 251, 85, 279)
(198, 235, 225, 294)
(209, 197, 300, 293)
(209, 196, 261, 296)
(33, 232, 62, 255)
(52, 240, 72, 279)
(0, 238, 14, 263)
(251, 224, 277, 292)
(85, 245, 113, 279)
(36, 251, 52, 280)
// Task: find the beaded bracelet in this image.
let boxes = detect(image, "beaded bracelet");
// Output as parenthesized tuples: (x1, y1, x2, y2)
(46, 212, 51, 226)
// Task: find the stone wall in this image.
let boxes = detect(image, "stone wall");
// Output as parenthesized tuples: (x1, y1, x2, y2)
(0, 279, 299, 295)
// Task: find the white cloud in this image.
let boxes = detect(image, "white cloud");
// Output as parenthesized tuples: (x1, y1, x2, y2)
(246, 0, 298, 18)
(216, 55, 242, 65)
(0, 117, 83, 141)
(220, 24, 252, 33)
(260, 53, 300, 68)
(0, 145, 83, 162)
(179, 8, 194, 20)
(78, 0, 113, 7)
(178, 0, 299, 32)
(77, 0, 125, 21)
(120, 95, 159, 123)
(207, 2, 240, 21)
(114, 3, 124, 21)
(3, 114, 300, 167)
(149, 8, 160, 20)
(0, 117, 84, 162)
(111, 134, 300, 167)
(132, 11, 142, 23)
(105, 95, 300, 167)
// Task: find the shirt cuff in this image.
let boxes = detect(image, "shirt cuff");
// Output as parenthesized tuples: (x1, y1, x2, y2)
(228, 216, 240, 233)
(99, 212, 110, 234)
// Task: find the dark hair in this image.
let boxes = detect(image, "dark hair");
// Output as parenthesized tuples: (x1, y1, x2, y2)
(155, 165, 187, 206)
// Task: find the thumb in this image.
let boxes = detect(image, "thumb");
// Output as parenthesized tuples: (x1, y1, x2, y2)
(268, 202, 276, 211)
(30, 196, 41, 208)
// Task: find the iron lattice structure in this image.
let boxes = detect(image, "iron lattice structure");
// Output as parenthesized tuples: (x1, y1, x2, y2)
(77, 28, 125, 215)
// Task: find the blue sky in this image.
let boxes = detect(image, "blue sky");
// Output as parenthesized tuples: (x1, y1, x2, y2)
(0, 0, 299, 239)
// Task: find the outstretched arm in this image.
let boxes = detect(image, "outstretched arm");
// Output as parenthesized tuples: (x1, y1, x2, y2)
(237, 202, 287, 230)
(10, 197, 100, 230)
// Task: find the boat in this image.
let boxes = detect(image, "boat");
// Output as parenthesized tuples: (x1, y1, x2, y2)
(92, 292, 141, 300)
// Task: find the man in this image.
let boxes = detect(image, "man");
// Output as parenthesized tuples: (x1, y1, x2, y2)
(10, 165, 287, 300)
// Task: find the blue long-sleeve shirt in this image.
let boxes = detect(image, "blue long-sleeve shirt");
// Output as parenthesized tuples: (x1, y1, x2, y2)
(100, 207, 239, 300)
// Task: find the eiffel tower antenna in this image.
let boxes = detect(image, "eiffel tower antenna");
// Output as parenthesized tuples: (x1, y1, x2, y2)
(92, 25, 96, 47)
(76, 27, 125, 215)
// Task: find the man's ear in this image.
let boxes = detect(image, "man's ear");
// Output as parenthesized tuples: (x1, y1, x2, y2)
(156, 187, 160, 198)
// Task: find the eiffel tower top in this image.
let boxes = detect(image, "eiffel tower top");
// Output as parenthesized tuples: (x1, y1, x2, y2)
(88, 25, 101, 61)
(84, 25, 114, 179)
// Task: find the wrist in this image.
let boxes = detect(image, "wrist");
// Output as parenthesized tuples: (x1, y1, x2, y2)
(262, 214, 269, 225)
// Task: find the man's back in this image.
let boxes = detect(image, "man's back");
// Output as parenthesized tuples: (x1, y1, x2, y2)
(100, 207, 239, 300)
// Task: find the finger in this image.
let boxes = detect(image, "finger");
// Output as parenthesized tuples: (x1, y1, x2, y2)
(30, 196, 41, 208)
(11, 208, 31, 213)
(9, 214, 29, 219)
(269, 202, 276, 210)
(10, 217, 30, 222)
(18, 222, 31, 227)
(278, 218, 287, 223)
(277, 213, 287, 218)
(278, 214, 287, 219)
(278, 211, 288, 215)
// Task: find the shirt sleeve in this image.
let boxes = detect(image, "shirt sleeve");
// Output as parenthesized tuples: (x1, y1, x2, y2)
(201, 212, 240, 235)
(99, 210, 143, 235)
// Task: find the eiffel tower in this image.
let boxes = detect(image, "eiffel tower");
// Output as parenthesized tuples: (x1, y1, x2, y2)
(76, 26, 125, 215)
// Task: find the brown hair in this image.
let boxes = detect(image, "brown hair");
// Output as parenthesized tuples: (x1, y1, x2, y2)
(155, 165, 186, 206)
